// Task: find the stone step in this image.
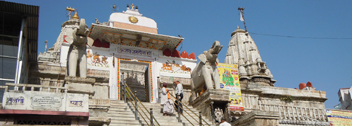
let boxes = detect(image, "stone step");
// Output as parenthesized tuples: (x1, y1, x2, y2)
(108, 114, 135, 118)
(108, 107, 132, 111)
(108, 100, 212, 126)
(109, 116, 136, 121)
(109, 120, 141, 125)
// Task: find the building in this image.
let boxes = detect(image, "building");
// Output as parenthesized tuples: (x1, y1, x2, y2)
(0, 2, 89, 125)
(337, 86, 352, 110)
(0, 2, 331, 126)
(225, 27, 329, 126)
(0, 1, 38, 98)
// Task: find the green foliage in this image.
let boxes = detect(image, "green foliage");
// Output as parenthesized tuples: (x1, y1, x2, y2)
(280, 96, 293, 103)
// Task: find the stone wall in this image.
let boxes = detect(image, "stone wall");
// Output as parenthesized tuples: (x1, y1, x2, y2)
(232, 110, 280, 126)
(237, 83, 328, 125)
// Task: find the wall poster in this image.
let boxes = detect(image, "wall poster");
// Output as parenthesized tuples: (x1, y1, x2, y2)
(326, 109, 352, 126)
(217, 63, 244, 111)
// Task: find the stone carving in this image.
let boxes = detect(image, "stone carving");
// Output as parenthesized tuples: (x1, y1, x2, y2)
(190, 41, 223, 100)
(66, 19, 90, 78)
(214, 107, 224, 123)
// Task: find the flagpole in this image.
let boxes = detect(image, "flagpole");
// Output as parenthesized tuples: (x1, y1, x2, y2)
(238, 7, 248, 32)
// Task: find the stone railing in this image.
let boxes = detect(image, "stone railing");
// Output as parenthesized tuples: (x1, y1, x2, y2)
(4, 83, 67, 93)
(242, 94, 259, 110)
(259, 104, 328, 123)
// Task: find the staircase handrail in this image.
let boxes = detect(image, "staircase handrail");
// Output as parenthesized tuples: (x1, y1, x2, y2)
(170, 94, 211, 126)
(124, 82, 161, 126)
(124, 90, 150, 126)
(171, 96, 195, 126)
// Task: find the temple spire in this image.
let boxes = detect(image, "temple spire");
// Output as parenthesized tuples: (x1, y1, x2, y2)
(225, 27, 276, 86)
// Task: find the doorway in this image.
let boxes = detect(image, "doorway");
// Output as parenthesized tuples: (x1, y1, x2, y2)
(120, 61, 149, 102)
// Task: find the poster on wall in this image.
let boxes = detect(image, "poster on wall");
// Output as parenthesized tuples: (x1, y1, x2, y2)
(326, 109, 352, 126)
(217, 63, 244, 111)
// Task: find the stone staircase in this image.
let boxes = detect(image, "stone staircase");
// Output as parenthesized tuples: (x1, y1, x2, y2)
(108, 100, 141, 126)
(141, 102, 213, 126)
(108, 100, 214, 126)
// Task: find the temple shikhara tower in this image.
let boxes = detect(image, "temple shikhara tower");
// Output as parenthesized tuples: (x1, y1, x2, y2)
(225, 26, 275, 86)
(0, 2, 330, 126)
(222, 26, 329, 126)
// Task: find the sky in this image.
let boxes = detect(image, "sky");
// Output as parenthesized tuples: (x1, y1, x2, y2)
(6, 0, 352, 108)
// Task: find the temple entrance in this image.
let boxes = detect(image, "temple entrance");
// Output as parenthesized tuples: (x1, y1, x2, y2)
(120, 61, 150, 102)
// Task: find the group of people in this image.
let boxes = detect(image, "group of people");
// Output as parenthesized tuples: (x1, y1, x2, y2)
(160, 80, 183, 116)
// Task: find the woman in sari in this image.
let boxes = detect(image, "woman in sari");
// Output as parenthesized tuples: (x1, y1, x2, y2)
(160, 82, 174, 116)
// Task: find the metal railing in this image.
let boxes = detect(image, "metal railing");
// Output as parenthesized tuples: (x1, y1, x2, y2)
(121, 74, 160, 126)
(170, 94, 211, 126)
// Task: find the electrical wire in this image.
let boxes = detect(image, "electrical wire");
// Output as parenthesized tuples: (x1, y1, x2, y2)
(249, 32, 352, 40)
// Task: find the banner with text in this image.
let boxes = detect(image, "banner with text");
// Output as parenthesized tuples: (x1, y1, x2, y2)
(326, 109, 352, 126)
(217, 63, 244, 111)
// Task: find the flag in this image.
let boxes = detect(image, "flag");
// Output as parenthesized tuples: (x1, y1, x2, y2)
(240, 12, 244, 22)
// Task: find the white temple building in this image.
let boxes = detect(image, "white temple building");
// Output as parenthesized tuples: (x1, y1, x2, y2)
(38, 4, 197, 103)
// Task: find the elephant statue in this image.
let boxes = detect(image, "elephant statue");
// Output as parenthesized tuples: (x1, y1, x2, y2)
(190, 41, 223, 101)
(66, 18, 90, 78)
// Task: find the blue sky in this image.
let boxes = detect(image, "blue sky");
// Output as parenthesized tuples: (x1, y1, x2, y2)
(7, 0, 352, 108)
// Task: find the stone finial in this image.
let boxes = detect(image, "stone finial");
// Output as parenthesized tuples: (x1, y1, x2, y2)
(44, 40, 48, 52)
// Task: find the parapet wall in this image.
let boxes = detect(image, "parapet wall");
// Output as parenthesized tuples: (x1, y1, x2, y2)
(2, 83, 89, 112)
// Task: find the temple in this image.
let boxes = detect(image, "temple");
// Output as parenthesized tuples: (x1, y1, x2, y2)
(0, 2, 331, 126)
(223, 27, 329, 126)
(225, 26, 275, 86)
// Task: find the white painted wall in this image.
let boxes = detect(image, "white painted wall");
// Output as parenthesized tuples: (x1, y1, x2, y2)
(109, 12, 157, 29)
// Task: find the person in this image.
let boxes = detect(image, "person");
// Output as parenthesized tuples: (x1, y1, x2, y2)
(174, 81, 184, 114)
(160, 82, 174, 116)
(219, 118, 231, 126)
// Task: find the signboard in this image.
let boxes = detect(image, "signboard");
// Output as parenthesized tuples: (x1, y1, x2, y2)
(69, 101, 83, 107)
(6, 96, 24, 105)
(31, 96, 62, 108)
(326, 109, 352, 126)
(217, 63, 244, 111)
